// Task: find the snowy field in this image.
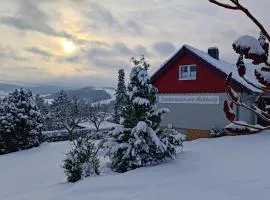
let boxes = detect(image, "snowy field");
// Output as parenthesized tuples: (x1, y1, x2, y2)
(1, 133, 270, 200)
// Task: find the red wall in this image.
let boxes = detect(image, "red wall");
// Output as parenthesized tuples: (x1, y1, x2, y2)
(152, 52, 240, 94)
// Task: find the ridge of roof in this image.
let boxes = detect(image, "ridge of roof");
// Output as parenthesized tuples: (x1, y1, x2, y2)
(151, 44, 261, 93)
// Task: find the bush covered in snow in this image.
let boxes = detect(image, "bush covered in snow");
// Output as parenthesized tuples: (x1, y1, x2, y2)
(102, 124, 185, 173)
(62, 135, 100, 182)
(159, 128, 186, 151)
(0, 89, 42, 154)
(210, 127, 226, 137)
(100, 56, 184, 173)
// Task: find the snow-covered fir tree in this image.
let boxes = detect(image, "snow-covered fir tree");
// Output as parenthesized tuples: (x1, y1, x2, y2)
(114, 69, 127, 123)
(122, 56, 167, 129)
(62, 135, 100, 182)
(101, 56, 185, 173)
(35, 94, 51, 131)
(51, 90, 70, 125)
(0, 89, 42, 154)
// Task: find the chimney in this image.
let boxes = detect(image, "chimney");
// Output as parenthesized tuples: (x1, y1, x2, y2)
(208, 47, 219, 60)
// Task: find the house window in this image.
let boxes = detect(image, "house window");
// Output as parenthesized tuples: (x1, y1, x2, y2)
(179, 65, 196, 80)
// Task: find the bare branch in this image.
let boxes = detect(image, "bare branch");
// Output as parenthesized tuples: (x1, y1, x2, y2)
(242, 77, 270, 94)
(226, 88, 270, 124)
(211, 1, 270, 132)
(230, 0, 270, 42)
(210, 0, 270, 42)
(209, 0, 239, 10)
(265, 61, 270, 67)
(230, 121, 262, 131)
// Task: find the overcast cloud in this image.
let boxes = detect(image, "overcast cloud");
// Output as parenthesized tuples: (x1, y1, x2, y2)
(0, 0, 269, 88)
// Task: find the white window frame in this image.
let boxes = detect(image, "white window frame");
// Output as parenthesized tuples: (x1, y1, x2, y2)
(179, 64, 197, 80)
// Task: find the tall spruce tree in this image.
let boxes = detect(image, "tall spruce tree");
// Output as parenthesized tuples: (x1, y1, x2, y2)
(101, 56, 184, 172)
(51, 90, 70, 130)
(114, 69, 127, 123)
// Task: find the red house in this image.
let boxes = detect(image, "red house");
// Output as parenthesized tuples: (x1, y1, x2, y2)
(151, 45, 259, 137)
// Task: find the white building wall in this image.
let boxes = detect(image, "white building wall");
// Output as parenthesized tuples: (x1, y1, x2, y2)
(158, 93, 256, 130)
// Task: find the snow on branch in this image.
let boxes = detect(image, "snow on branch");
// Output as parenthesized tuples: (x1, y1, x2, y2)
(150, 108, 170, 116)
(133, 97, 150, 106)
(225, 121, 263, 134)
(234, 35, 265, 55)
(233, 35, 267, 64)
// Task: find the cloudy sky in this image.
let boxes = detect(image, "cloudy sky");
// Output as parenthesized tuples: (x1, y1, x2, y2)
(0, 0, 269, 88)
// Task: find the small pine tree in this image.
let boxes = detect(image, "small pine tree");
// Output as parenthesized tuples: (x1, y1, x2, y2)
(101, 56, 184, 172)
(63, 135, 100, 182)
(0, 89, 42, 153)
(114, 69, 127, 124)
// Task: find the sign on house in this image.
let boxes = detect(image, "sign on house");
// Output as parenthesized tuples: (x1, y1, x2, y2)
(159, 95, 219, 104)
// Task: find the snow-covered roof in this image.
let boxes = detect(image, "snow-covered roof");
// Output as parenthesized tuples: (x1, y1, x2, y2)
(151, 44, 261, 93)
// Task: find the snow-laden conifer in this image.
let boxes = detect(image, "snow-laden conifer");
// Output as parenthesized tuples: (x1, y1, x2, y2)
(0, 89, 42, 154)
(101, 56, 184, 172)
(114, 69, 127, 123)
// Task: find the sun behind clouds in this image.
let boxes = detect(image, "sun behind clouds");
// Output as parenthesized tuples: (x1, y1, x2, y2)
(63, 40, 76, 54)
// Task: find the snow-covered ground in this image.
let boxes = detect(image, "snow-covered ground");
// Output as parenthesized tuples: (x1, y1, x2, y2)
(1, 133, 270, 200)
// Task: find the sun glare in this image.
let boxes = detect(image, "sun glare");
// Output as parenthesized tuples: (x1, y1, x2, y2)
(63, 40, 76, 54)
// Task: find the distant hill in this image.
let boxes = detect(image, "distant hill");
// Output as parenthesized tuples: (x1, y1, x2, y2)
(0, 83, 23, 92)
(27, 86, 65, 94)
(0, 83, 64, 94)
(49, 87, 115, 103)
(0, 84, 116, 103)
